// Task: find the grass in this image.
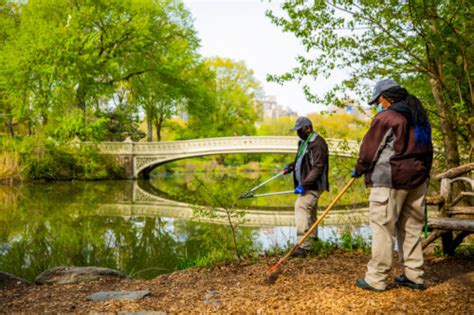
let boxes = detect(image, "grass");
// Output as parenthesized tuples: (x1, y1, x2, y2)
(0, 152, 24, 181)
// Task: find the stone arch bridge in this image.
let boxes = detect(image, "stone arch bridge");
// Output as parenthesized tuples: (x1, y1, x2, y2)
(97, 136, 359, 179)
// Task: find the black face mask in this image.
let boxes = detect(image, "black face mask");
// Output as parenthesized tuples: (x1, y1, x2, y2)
(297, 129, 308, 140)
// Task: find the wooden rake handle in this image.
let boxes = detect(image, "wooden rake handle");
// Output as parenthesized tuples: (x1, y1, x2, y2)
(266, 177, 356, 275)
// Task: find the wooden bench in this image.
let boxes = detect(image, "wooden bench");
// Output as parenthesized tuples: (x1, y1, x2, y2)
(422, 163, 474, 255)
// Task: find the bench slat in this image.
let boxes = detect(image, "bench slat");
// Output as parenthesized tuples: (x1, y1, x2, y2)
(428, 217, 474, 232)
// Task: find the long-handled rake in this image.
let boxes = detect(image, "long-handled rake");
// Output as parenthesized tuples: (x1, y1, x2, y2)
(265, 177, 356, 284)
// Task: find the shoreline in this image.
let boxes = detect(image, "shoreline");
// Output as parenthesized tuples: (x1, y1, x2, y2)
(1, 250, 472, 313)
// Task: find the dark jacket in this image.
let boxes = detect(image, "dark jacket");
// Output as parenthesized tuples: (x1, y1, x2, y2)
(289, 134, 329, 192)
(354, 107, 433, 189)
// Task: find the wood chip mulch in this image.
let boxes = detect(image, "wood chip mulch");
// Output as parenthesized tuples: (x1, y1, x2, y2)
(1, 251, 473, 313)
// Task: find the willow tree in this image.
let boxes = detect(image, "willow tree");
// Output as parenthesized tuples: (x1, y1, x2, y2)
(267, 0, 473, 168)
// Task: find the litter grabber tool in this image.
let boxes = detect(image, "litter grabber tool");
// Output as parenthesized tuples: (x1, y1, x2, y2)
(238, 170, 289, 199)
(265, 177, 356, 284)
(241, 190, 294, 199)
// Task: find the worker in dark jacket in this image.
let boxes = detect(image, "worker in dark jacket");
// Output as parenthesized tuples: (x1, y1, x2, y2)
(285, 116, 329, 257)
(353, 79, 433, 292)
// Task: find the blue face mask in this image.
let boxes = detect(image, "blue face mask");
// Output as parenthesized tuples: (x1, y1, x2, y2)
(376, 104, 383, 113)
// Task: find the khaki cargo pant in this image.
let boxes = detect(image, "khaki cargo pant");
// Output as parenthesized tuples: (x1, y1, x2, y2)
(365, 181, 428, 290)
(295, 190, 321, 250)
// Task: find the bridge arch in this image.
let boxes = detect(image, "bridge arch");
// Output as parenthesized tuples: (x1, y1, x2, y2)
(136, 151, 292, 178)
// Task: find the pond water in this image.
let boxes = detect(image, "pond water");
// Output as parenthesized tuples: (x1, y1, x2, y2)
(0, 171, 371, 281)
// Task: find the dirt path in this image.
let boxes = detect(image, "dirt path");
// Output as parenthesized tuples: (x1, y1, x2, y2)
(1, 251, 473, 313)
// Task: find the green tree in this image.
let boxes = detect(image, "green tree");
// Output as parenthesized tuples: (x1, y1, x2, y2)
(267, 0, 473, 168)
(0, 0, 21, 136)
(184, 57, 263, 138)
(0, 0, 201, 142)
(257, 114, 368, 140)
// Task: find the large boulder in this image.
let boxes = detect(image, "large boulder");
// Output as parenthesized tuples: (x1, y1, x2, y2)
(35, 266, 128, 285)
(0, 271, 30, 288)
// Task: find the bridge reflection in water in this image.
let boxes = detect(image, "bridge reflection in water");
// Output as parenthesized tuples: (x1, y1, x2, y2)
(93, 181, 370, 228)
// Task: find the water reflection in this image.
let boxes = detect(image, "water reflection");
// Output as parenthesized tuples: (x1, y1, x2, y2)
(0, 174, 370, 282)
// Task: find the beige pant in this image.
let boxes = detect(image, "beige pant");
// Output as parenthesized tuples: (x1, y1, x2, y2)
(365, 181, 427, 290)
(295, 190, 321, 250)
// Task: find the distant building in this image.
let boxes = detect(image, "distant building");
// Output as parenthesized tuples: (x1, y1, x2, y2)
(257, 96, 297, 119)
(327, 100, 371, 120)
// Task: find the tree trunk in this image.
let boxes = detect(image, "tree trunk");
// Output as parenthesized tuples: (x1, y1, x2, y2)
(7, 115, 14, 137)
(41, 112, 48, 126)
(426, 5, 461, 169)
(76, 85, 87, 131)
(429, 77, 460, 168)
(146, 113, 153, 142)
(28, 119, 33, 136)
(154, 114, 163, 142)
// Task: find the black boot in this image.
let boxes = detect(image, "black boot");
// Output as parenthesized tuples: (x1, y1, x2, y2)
(355, 278, 385, 292)
(395, 275, 425, 290)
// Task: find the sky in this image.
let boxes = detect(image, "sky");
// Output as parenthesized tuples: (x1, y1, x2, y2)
(183, 0, 329, 115)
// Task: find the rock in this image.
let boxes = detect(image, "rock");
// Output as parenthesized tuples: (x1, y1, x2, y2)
(35, 266, 128, 285)
(0, 271, 30, 287)
(202, 289, 220, 305)
(87, 290, 151, 301)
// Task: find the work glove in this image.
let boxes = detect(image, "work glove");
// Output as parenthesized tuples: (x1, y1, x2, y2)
(294, 185, 305, 195)
(351, 169, 362, 178)
(283, 164, 294, 174)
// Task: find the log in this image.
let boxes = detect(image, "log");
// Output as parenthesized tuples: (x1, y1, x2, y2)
(428, 217, 474, 231)
(425, 194, 444, 206)
(435, 163, 474, 180)
(422, 230, 446, 250)
(445, 206, 474, 216)
(449, 192, 474, 207)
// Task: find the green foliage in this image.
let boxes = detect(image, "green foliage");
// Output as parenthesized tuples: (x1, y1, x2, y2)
(308, 229, 370, 257)
(309, 238, 337, 257)
(0, 0, 202, 142)
(0, 136, 123, 180)
(0, 0, 267, 148)
(257, 114, 369, 141)
(191, 174, 258, 261)
(264, 239, 294, 257)
(455, 244, 474, 257)
(432, 239, 474, 258)
(186, 226, 257, 268)
(338, 229, 370, 253)
(267, 0, 473, 166)
(183, 57, 262, 139)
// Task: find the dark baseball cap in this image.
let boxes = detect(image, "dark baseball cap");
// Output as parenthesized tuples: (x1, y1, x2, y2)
(368, 79, 401, 105)
(291, 116, 312, 131)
